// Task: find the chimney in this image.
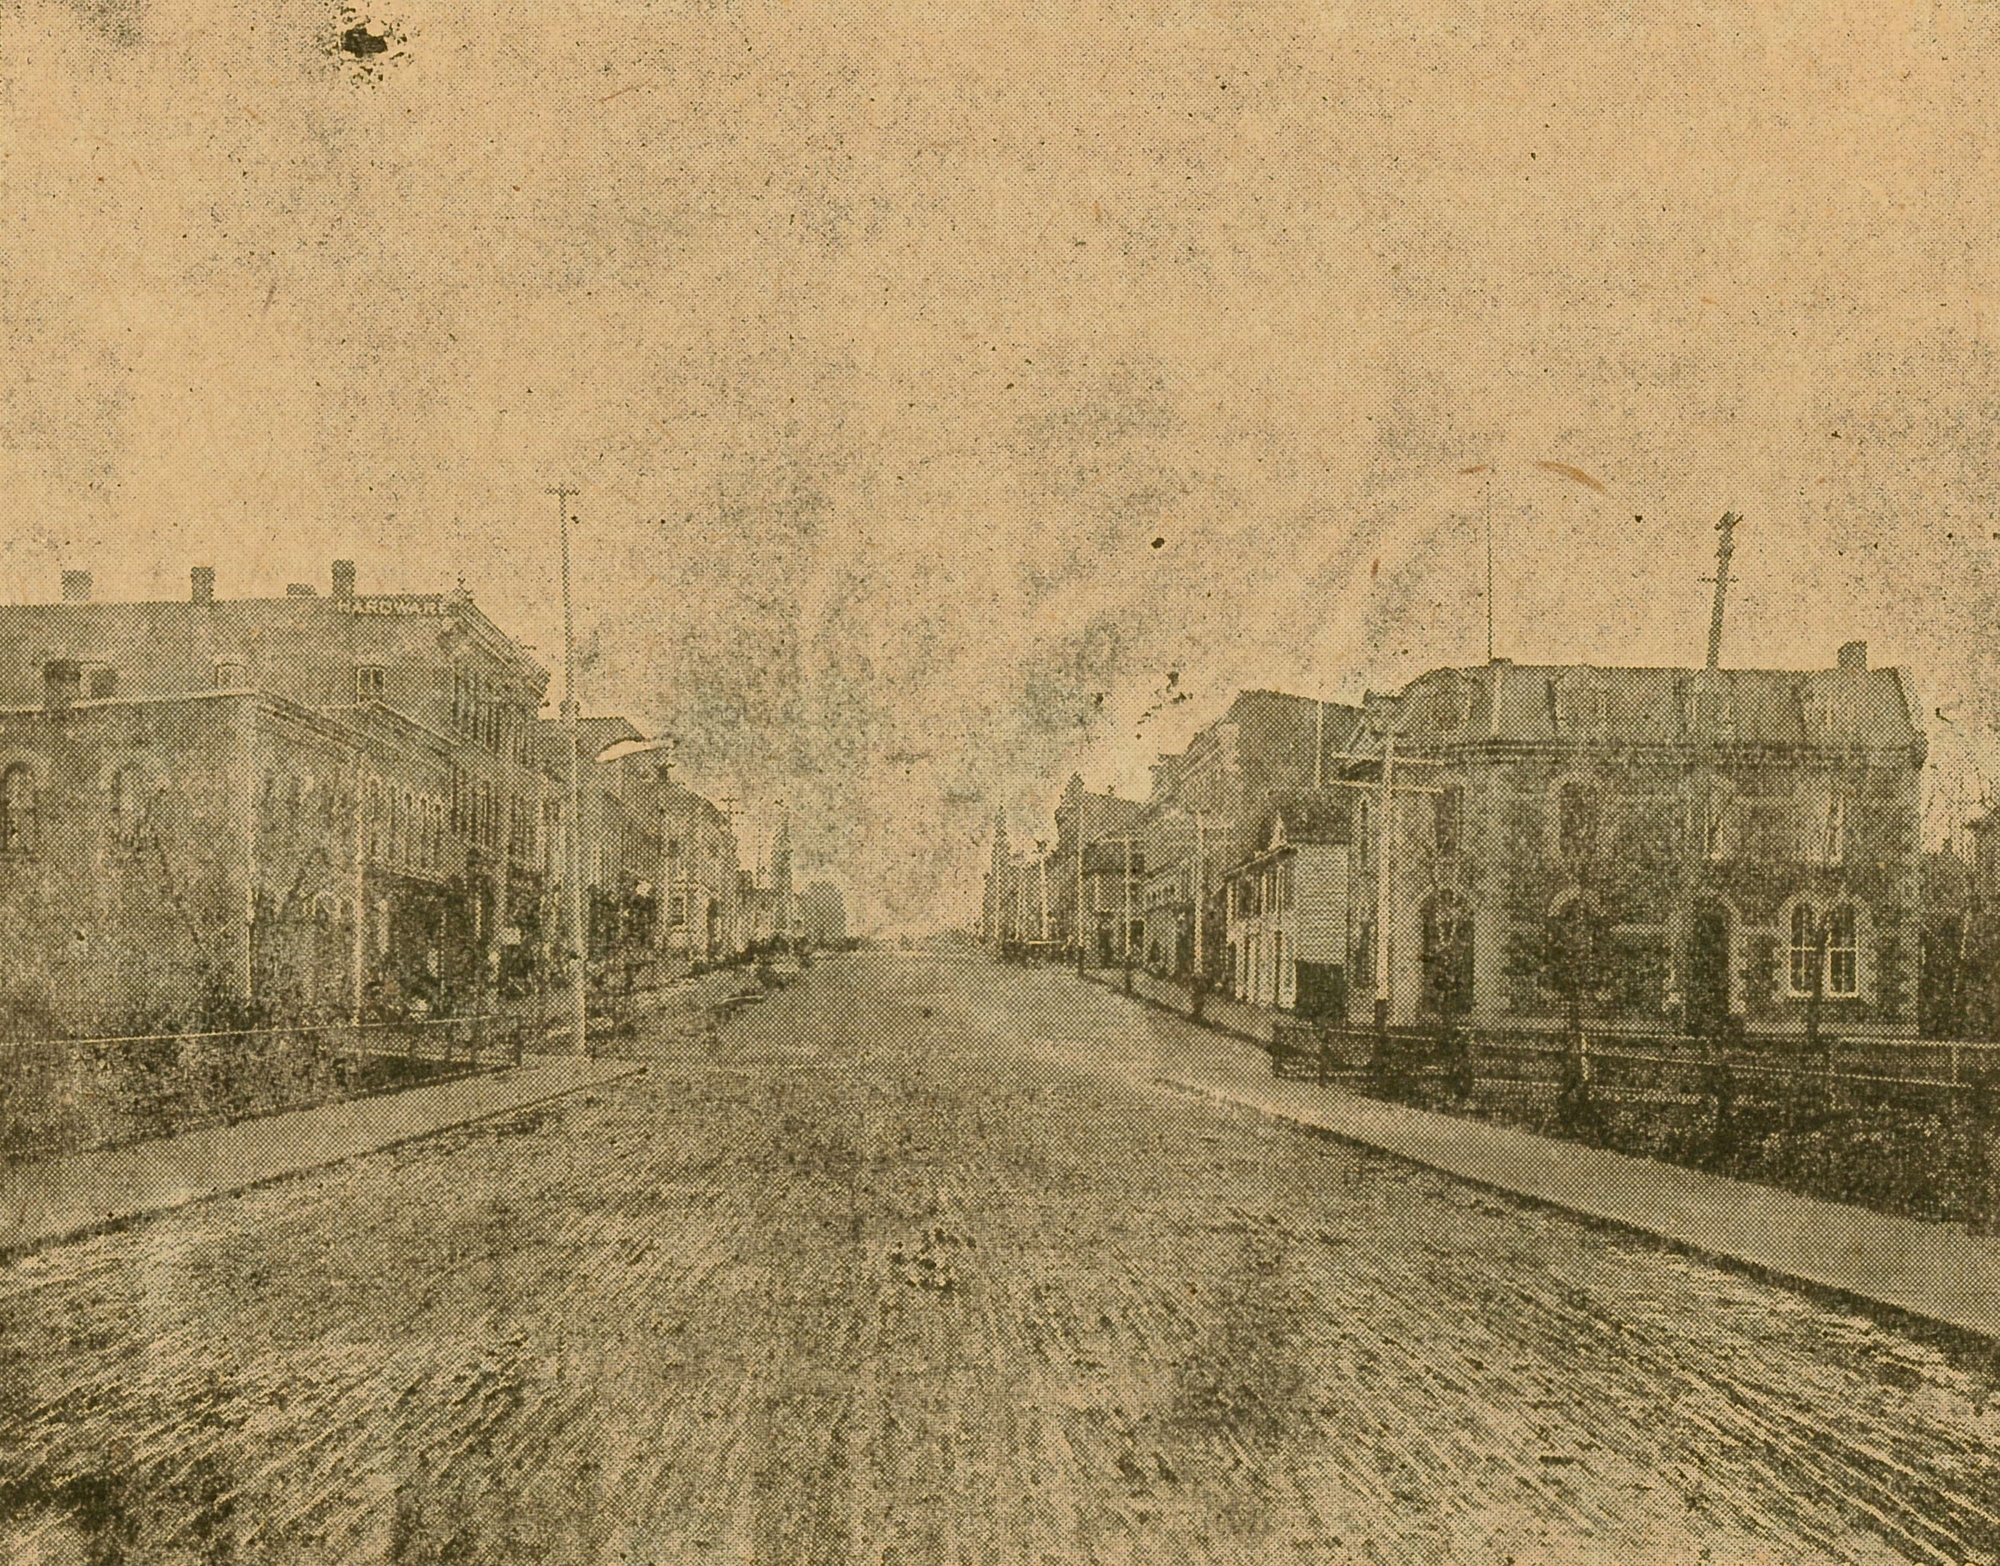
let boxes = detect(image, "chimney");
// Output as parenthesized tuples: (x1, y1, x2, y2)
(1838, 640, 1868, 672)
(191, 565, 215, 604)
(43, 659, 82, 713)
(332, 560, 356, 600)
(60, 570, 91, 604)
(285, 583, 317, 597)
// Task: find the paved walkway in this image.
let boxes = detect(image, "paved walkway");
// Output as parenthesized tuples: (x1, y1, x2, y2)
(1076, 978, 2000, 1340)
(0, 1056, 639, 1255)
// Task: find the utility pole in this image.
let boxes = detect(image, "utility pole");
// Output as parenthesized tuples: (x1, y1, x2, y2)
(1123, 835, 1134, 963)
(1374, 730, 1396, 1039)
(1485, 471, 1495, 664)
(550, 484, 588, 1057)
(1036, 840, 1050, 948)
(1704, 511, 1740, 672)
(1076, 817, 1086, 974)
(1684, 510, 1742, 1035)
(1192, 811, 1208, 980)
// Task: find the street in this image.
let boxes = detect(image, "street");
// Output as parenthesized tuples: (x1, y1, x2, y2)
(3, 951, 1999, 1564)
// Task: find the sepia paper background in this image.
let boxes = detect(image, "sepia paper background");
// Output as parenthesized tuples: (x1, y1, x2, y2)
(4, 0, 1996, 933)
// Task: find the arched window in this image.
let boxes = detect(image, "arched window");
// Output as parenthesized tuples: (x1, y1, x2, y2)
(1556, 780, 1599, 862)
(0, 765, 36, 854)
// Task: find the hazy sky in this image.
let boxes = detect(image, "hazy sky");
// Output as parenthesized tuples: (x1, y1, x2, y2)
(7, 0, 2000, 930)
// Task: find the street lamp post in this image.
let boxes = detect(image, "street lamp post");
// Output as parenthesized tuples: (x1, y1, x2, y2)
(552, 484, 589, 1058)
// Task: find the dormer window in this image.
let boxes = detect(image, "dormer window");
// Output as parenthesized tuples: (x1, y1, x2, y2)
(355, 665, 387, 701)
(1432, 675, 1466, 731)
(1556, 676, 1611, 733)
(213, 659, 246, 690)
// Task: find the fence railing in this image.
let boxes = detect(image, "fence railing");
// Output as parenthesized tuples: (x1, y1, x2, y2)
(0, 1012, 527, 1164)
(1266, 1019, 2000, 1104)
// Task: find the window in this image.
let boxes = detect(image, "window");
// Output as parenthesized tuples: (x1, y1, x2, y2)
(1827, 903, 1857, 995)
(1558, 679, 1611, 732)
(1432, 675, 1466, 730)
(1435, 783, 1464, 859)
(1697, 780, 1735, 863)
(1823, 796, 1847, 866)
(1789, 904, 1818, 994)
(214, 659, 245, 690)
(1556, 781, 1599, 862)
(1423, 894, 1475, 1018)
(1790, 902, 1860, 997)
(112, 765, 152, 848)
(355, 665, 386, 701)
(0, 765, 36, 855)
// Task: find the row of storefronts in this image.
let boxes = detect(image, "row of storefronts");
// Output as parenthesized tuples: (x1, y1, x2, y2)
(0, 564, 767, 1032)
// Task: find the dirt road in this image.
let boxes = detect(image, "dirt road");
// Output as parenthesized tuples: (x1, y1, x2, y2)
(2, 951, 1997, 1563)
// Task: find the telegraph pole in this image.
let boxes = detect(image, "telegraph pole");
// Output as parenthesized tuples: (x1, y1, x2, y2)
(1192, 812, 1207, 977)
(1075, 822, 1086, 974)
(1704, 511, 1740, 672)
(1122, 835, 1136, 963)
(550, 484, 589, 1057)
(1374, 731, 1397, 1039)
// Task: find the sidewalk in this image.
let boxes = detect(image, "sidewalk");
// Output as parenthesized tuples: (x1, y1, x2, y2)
(0, 1056, 639, 1256)
(1071, 972, 2000, 1340)
(1079, 963, 1279, 1043)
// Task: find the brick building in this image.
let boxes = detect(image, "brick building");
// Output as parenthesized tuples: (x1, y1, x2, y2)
(0, 563, 765, 1031)
(1347, 646, 1925, 1035)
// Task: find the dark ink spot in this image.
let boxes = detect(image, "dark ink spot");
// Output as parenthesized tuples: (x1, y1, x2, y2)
(1151, 537, 1165, 549)
(333, 6, 409, 83)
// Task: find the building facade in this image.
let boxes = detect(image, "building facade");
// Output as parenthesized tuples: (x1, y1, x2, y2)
(1136, 691, 1366, 982)
(0, 563, 740, 1030)
(1345, 647, 1925, 1035)
(1219, 791, 1353, 1015)
(1048, 776, 1142, 964)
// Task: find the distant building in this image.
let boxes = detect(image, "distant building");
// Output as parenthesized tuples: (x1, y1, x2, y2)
(799, 881, 846, 947)
(661, 776, 741, 959)
(1136, 690, 1366, 982)
(1219, 790, 1353, 1015)
(1048, 776, 1143, 964)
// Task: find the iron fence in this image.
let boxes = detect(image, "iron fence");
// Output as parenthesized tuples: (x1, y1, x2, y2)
(0, 1012, 526, 1163)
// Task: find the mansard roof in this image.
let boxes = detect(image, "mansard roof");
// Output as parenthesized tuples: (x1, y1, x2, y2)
(1391, 656, 1922, 756)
